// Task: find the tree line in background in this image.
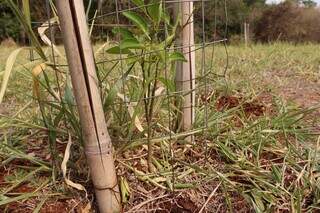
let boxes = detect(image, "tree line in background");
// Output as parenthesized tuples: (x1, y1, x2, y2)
(0, 0, 319, 45)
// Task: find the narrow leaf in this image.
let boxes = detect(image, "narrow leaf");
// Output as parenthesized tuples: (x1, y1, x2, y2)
(112, 27, 135, 40)
(131, 0, 144, 7)
(64, 81, 75, 106)
(120, 38, 144, 50)
(106, 46, 132, 54)
(123, 11, 150, 39)
(61, 134, 87, 194)
(169, 52, 187, 62)
(158, 77, 175, 92)
(0, 48, 24, 103)
(32, 63, 47, 100)
(147, 0, 162, 26)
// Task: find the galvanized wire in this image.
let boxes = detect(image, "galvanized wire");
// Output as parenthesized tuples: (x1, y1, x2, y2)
(42, 0, 229, 203)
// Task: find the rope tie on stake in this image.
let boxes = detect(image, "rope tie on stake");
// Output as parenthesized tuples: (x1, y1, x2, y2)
(85, 143, 112, 155)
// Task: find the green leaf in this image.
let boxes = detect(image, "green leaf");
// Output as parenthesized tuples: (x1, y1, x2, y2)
(123, 11, 150, 39)
(162, 10, 171, 26)
(216, 141, 237, 162)
(106, 46, 132, 55)
(131, 0, 148, 14)
(0, 193, 38, 206)
(147, 0, 162, 26)
(126, 53, 140, 65)
(106, 38, 143, 54)
(161, 14, 179, 48)
(271, 165, 282, 183)
(131, 0, 144, 7)
(158, 77, 175, 92)
(251, 190, 266, 212)
(151, 43, 166, 62)
(104, 64, 134, 109)
(169, 52, 187, 62)
(64, 81, 75, 106)
(112, 27, 134, 40)
(120, 38, 144, 50)
(120, 177, 131, 203)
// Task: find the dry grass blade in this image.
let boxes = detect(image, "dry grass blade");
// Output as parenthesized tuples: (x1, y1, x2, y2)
(0, 48, 24, 103)
(117, 92, 144, 133)
(95, 40, 110, 56)
(81, 202, 92, 213)
(32, 63, 47, 99)
(127, 194, 169, 212)
(38, 18, 65, 60)
(199, 182, 221, 213)
(61, 134, 87, 194)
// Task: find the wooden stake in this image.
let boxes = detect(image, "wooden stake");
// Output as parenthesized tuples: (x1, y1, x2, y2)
(56, 1, 121, 212)
(175, 0, 196, 141)
(244, 22, 250, 47)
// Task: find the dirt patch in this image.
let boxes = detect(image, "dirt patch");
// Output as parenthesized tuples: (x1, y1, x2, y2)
(262, 69, 320, 109)
(12, 184, 35, 193)
(280, 77, 320, 109)
(216, 96, 240, 111)
(0, 103, 10, 115)
(40, 200, 73, 213)
(159, 196, 198, 213)
(216, 95, 270, 118)
(2, 198, 87, 213)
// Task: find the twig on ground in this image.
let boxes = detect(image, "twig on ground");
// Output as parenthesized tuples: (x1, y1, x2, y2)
(198, 182, 221, 213)
(127, 194, 169, 213)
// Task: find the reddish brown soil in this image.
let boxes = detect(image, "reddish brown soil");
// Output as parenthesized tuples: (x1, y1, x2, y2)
(2, 199, 85, 213)
(1, 67, 319, 212)
(216, 94, 271, 118)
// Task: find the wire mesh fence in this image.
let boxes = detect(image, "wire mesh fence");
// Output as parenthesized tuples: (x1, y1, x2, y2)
(3, 0, 320, 211)
(28, 0, 230, 142)
(28, 0, 229, 210)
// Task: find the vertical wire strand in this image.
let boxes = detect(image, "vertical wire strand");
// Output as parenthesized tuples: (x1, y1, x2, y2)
(209, 0, 217, 74)
(45, 0, 60, 186)
(201, 0, 208, 163)
(188, 1, 195, 139)
(162, 0, 175, 192)
(223, 0, 229, 79)
(46, 0, 63, 104)
(100, 2, 104, 67)
(114, 0, 129, 136)
(26, 0, 34, 62)
(100, 0, 106, 101)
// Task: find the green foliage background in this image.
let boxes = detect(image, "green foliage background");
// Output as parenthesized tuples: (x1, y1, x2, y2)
(0, 1, 20, 42)
(0, 0, 319, 44)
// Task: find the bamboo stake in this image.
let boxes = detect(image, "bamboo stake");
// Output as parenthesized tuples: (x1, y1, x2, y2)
(56, 1, 121, 212)
(175, 0, 196, 142)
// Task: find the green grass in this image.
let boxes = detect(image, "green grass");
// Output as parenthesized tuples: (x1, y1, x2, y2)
(1, 43, 320, 212)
